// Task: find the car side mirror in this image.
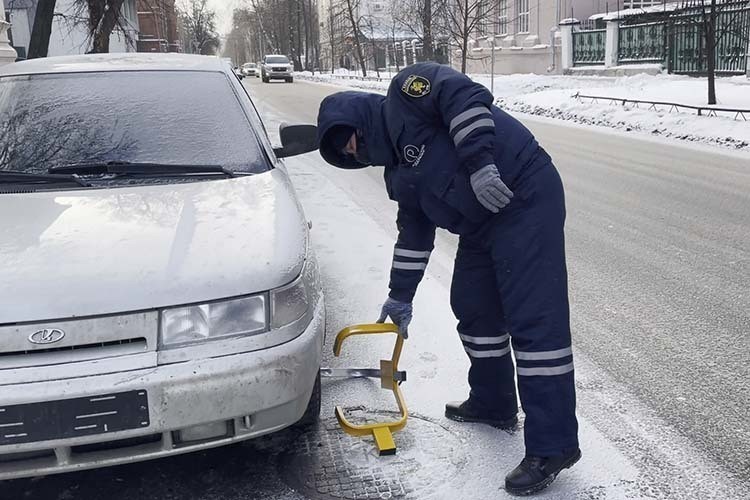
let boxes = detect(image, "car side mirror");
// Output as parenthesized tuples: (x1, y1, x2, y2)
(274, 124, 318, 159)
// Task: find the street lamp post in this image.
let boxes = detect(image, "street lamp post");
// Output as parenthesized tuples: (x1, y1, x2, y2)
(488, 36, 495, 95)
(0, 1, 18, 65)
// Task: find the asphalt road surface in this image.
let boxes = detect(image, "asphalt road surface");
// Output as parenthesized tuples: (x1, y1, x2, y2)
(4, 76, 749, 500)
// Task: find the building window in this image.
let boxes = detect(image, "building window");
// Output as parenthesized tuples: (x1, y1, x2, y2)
(373, 2, 383, 11)
(496, 0, 508, 35)
(476, 0, 490, 36)
(516, 0, 529, 34)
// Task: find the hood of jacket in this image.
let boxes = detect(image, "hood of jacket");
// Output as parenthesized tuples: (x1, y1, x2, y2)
(316, 91, 395, 169)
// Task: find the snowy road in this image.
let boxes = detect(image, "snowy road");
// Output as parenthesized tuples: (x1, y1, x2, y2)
(4, 78, 748, 500)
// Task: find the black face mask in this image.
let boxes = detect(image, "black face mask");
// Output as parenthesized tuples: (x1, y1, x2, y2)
(353, 131, 370, 166)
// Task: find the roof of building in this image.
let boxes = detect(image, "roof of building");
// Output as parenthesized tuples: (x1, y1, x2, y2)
(0, 53, 230, 77)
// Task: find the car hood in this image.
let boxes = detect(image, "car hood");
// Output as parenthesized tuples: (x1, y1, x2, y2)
(0, 170, 307, 324)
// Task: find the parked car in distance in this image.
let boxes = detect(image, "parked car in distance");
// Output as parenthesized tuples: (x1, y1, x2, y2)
(242, 62, 258, 77)
(0, 53, 324, 480)
(261, 54, 293, 83)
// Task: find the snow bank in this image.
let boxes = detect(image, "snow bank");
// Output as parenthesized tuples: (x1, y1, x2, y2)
(296, 71, 750, 153)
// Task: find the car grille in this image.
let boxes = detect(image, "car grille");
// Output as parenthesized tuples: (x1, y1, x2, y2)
(272, 67, 288, 72)
(0, 338, 146, 361)
(0, 312, 157, 369)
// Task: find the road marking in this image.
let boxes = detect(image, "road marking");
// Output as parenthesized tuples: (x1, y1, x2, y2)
(4, 433, 28, 438)
(0, 422, 23, 428)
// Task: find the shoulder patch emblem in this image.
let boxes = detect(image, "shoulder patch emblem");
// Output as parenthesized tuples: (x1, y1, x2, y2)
(401, 75, 431, 98)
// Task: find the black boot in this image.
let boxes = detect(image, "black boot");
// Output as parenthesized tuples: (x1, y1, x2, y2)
(444, 399, 518, 430)
(505, 448, 582, 496)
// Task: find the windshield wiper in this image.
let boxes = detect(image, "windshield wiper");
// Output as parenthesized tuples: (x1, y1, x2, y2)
(0, 170, 89, 187)
(49, 161, 235, 178)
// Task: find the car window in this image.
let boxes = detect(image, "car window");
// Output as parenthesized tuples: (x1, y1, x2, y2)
(234, 77, 277, 160)
(265, 56, 290, 64)
(0, 71, 269, 175)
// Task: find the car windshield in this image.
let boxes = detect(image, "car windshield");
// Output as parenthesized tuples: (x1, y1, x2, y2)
(0, 71, 268, 176)
(266, 56, 289, 64)
(245, 63, 257, 68)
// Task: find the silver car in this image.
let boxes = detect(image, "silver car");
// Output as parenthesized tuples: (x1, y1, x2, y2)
(0, 53, 324, 480)
(261, 55, 293, 83)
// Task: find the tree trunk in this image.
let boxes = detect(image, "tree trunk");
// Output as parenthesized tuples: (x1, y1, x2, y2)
(460, 0, 468, 73)
(295, 0, 303, 70)
(706, 0, 717, 105)
(28, 0, 57, 59)
(345, 0, 367, 76)
(421, 0, 434, 61)
(89, 0, 126, 53)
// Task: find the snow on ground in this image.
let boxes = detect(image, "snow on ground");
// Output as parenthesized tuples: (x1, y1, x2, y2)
(297, 71, 750, 152)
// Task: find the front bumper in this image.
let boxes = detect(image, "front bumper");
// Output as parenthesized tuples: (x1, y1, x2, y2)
(0, 299, 324, 481)
(266, 70, 292, 78)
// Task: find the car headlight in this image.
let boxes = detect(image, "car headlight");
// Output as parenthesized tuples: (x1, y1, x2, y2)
(160, 258, 319, 348)
(271, 271, 309, 329)
(160, 294, 268, 348)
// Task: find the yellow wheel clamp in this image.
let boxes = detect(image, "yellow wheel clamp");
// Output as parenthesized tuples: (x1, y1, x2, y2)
(319, 323, 407, 456)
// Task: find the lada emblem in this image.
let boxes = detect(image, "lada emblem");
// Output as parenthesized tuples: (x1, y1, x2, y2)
(28, 328, 66, 345)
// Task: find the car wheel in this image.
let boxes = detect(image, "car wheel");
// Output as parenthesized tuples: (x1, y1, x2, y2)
(286, 77, 293, 83)
(293, 371, 321, 430)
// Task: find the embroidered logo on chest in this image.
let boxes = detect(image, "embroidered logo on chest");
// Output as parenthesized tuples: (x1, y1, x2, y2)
(403, 145, 426, 167)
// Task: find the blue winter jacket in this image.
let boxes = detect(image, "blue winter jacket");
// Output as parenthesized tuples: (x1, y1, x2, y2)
(317, 63, 548, 302)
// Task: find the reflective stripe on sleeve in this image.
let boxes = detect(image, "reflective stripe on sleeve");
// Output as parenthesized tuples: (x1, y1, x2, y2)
(453, 119, 495, 146)
(449, 107, 492, 134)
(394, 248, 431, 259)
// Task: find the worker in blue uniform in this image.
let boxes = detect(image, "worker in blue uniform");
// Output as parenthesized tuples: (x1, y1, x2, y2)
(317, 62, 580, 496)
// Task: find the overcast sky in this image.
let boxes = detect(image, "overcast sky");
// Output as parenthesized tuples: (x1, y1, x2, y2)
(207, 0, 242, 36)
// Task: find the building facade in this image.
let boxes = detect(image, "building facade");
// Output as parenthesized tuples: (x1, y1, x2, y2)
(136, 0, 180, 53)
(3, 0, 139, 58)
(460, 0, 632, 74)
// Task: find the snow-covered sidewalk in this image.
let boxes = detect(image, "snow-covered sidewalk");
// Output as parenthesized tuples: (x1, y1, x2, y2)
(298, 71, 750, 152)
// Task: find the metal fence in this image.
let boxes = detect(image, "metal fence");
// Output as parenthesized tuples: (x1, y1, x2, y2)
(619, 22, 667, 63)
(616, 3, 750, 75)
(573, 29, 607, 66)
(669, 5, 750, 75)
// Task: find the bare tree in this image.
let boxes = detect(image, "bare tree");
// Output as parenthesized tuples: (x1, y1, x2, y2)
(391, 0, 446, 61)
(445, 0, 484, 72)
(677, 0, 750, 104)
(177, 0, 220, 54)
(27, 0, 57, 58)
(86, 0, 128, 53)
(342, 0, 367, 75)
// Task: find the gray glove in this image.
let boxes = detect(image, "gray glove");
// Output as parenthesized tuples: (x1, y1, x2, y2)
(377, 297, 413, 339)
(470, 164, 514, 213)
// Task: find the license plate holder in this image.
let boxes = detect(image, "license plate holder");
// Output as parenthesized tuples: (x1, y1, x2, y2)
(0, 390, 150, 445)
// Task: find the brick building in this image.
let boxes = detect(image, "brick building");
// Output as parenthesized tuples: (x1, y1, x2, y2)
(137, 0, 181, 53)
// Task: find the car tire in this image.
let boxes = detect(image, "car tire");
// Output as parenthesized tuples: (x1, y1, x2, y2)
(286, 77, 293, 83)
(293, 371, 321, 430)
(262, 76, 269, 83)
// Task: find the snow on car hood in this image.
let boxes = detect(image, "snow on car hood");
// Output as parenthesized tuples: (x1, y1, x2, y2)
(0, 169, 307, 324)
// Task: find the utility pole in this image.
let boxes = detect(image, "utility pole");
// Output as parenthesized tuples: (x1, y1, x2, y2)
(489, 36, 495, 94)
